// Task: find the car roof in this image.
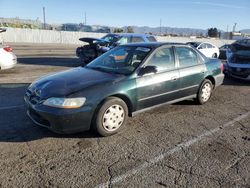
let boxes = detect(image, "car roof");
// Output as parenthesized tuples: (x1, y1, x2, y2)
(123, 42, 186, 48)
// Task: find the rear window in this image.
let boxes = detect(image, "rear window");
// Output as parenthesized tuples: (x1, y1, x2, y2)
(146, 36, 157, 42)
(131, 37, 145, 43)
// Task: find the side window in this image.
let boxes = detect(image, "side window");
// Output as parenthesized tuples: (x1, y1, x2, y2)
(206, 43, 213, 48)
(176, 47, 198, 67)
(146, 47, 175, 72)
(146, 36, 157, 42)
(131, 37, 145, 43)
(118, 37, 129, 45)
(198, 43, 207, 49)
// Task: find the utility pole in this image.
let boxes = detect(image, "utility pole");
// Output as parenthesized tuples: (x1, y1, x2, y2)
(233, 23, 237, 32)
(85, 12, 87, 25)
(160, 18, 162, 35)
(43, 7, 46, 29)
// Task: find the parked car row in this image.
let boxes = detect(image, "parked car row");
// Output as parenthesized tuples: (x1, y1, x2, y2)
(17, 31, 248, 136)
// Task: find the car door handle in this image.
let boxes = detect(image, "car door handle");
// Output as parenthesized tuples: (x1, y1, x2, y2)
(171, 76, 178, 81)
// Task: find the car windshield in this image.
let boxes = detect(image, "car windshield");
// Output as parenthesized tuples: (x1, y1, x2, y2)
(86, 46, 151, 75)
(101, 34, 120, 43)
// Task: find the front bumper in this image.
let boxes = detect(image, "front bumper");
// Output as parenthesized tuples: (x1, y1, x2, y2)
(24, 96, 94, 134)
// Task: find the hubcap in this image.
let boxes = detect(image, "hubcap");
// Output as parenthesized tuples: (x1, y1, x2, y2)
(201, 83, 212, 102)
(102, 104, 125, 132)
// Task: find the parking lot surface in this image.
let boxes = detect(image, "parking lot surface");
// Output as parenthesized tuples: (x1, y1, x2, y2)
(0, 44, 250, 187)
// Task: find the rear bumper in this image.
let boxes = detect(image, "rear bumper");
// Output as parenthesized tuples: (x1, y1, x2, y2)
(214, 73, 225, 87)
(224, 63, 250, 81)
(0, 58, 17, 70)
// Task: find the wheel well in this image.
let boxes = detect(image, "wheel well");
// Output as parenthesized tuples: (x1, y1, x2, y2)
(205, 76, 215, 88)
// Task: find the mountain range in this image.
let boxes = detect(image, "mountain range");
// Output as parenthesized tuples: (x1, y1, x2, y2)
(121, 26, 250, 35)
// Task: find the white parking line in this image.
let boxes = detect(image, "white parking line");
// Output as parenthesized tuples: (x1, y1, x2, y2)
(95, 111, 250, 188)
(0, 105, 25, 110)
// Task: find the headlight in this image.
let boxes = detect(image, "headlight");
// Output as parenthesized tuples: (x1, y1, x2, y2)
(43, 97, 86, 108)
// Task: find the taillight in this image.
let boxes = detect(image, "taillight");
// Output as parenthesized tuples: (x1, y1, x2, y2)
(3, 46, 13, 52)
(220, 63, 224, 73)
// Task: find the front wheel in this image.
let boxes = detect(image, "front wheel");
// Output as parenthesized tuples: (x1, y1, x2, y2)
(94, 97, 128, 137)
(195, 79, 213, 105)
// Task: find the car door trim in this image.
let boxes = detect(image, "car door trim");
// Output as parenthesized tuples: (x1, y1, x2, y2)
(133, 94, 197, 116)
(138, 84, 198, 102)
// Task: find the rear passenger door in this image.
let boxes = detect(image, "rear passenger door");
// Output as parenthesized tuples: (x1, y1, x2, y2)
(175, 46, 206, 98)
(136, 46, 180, 110)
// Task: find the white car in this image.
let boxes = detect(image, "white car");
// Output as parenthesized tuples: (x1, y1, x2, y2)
(187, 42, 220, 58)
(0, 28, 17, 70)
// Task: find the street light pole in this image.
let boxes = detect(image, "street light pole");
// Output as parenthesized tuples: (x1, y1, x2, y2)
(85, 12, 87, 25)
(43, 7, 46, 29)
(160, 18, 162, 35)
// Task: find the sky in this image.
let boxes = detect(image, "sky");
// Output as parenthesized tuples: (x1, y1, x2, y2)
(0, 0, 249, 31)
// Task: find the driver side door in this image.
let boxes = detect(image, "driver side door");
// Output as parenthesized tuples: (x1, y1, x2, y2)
(135, 46, 180, 110)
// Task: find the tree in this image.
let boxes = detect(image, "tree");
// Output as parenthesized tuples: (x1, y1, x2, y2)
(113, 28, 124, 33)
(127, 26, 134, 33)
(207, 28, 218, 37)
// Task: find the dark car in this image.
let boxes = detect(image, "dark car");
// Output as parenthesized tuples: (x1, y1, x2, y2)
(219, 44, 231, 60)
(25, 42, 224, 136)
(224, 39, 250, 80)
(76, 33, 157, 64)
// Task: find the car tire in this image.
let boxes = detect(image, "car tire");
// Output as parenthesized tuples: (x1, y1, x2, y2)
(94, 97, 128, 137)
(212, 53, 217, 58)
(195, 79, 213, 105)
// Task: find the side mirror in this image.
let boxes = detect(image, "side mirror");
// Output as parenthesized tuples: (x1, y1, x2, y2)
(138, 66, 157, 76)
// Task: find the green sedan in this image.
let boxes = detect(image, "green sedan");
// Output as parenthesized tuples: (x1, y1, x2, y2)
(24, 42, 224, 136)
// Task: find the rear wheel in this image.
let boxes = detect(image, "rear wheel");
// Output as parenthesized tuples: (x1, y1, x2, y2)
(94, 97, 128, 137)
(196, 79, 213, 104)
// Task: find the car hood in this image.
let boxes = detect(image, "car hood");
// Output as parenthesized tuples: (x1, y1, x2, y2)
(79, 37, 108, 45)
(29, 67, 125, 99)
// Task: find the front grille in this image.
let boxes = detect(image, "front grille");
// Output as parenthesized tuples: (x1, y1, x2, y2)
(25, 89, 42, 105)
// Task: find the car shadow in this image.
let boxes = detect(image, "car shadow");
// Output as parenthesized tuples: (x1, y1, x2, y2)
(17, 57, 83, 67)
(0, 83, 98, 143)
(222, 77, 250, 86)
